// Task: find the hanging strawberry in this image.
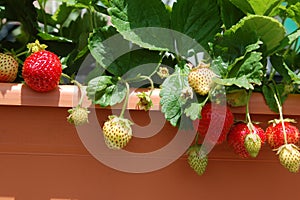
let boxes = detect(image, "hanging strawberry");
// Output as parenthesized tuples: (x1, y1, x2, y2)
(227, 91, 266, 158)
(22, 40, 62, 92)
(187, 144, 208, 176)
(269, 93, 300, 173)
(194, 102, 234, 144)
(188, 62, 216, 96)
(0, 53, 18, 82)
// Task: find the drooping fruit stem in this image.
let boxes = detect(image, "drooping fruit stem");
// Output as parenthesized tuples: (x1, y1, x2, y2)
(273, 93, 288, 145)
(61, 73, 85, 106)
(119, 81, 130, 119)
(245, 90, 255, 133)
(139, 75, 154, 96)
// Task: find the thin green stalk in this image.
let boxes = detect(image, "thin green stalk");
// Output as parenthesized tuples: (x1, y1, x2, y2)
(61, 73, 85, 106)
(245, 90, 254, 133)
(38, 0, 48, 33)
(194, 133, 200, 145)
(148, 53, 165, 78)
(273, 93, 288, 145)
(88, 7, 95, 31)
(139, 75, 154, 96)
(119, 81, 130, 119)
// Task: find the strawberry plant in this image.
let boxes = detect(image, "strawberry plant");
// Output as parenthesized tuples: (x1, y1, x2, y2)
(1, 0, 300, 174)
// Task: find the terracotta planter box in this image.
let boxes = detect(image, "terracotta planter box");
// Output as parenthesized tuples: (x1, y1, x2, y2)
(0, 83, 300, 200)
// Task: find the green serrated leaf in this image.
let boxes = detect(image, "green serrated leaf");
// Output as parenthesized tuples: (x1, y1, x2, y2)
(86, 76, 113, 99)
(262, 83, 289, 113)
(214, 76, 254, 90)
(214, 15, 286, 61)
(262, 84, 278, 112)
(287, 2, 300, 26)
(108, 0, 170, 51)
(229, 0, 283, 16)
(270, 54, 292, 82)
(37, 32, 73, 42)
(89, 27, 162, 77)
(184, 102, 206, 121)
(219, 0, 245, 29)
(51, 2, 73, 24)
(171, 0, 222, 51)
(160, 64, 192, 127)
(210, 57, 229, 77)
(277, 29, 300, 52)
(271, 54, 300, 84)
(216, 49, 263, 90)
(87, 76, 127, 107)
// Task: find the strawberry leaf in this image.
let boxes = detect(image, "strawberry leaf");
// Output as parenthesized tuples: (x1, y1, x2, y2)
(218, 0, 245, 29)
(171, 0, 222, 51)
(262, 83, 289, 113)
(86, 76, 127, 107)
(214, 51, 264, 90)
(213, 15, 286, 61)
(184, 101, 206, 121)
(160, 64, 191, 127)
(229, 0, 283, 16)
(108, 0, 170, 51)
(88, 26, 162, 77)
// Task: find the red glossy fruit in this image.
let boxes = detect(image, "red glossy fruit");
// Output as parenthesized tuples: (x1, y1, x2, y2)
(266, 121, 300, 149)
(22, 50, 62, 92)
(227, 122, 266, 158)
(194, 102, 234, 144)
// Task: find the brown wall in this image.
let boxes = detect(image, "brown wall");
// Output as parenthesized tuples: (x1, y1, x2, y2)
(0, 104, 300, 200)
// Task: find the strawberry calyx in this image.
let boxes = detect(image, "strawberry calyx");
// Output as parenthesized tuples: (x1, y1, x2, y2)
(268, 118, 297, 125)
(274, 143, 300, 153)
(27, 40, 48, 54)
(108, 115, 134, 127)
(136, 91, 153, 111)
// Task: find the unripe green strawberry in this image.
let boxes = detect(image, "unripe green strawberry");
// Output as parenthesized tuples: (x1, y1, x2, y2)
(244, 133, 262, 158)
(227, 122, 266, 158)
(276, 144, 300, 173)
(0, 53, 18, 82)
(188, 63, 216, 96)
(67, 106, 89, 126)
(187, 144, 208, 175)
(103, 115, 133, 150)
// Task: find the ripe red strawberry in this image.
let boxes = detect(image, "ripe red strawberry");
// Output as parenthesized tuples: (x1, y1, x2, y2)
(22, 50, 62, 92)
(266, 121, 300, 149)
(102, 115, 133, 150)
(194, 102, 234, 144)
(227, 122, 266, 158)
(0, 53, 18, 82)
(188, 63, 216, 96)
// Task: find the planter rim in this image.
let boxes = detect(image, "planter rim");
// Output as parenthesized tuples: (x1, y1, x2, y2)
(0, 83, 299, 115)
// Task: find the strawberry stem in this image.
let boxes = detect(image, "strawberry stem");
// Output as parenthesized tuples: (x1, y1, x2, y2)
(61, 73, 85, 106)
(273, 93, 288, 145)
(194, 133, 200, 145)
(119, 81, 130, 119)
(139, 75, 154, 96)
(15, 51, 27, 58)
(245, 90, 255, 133)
